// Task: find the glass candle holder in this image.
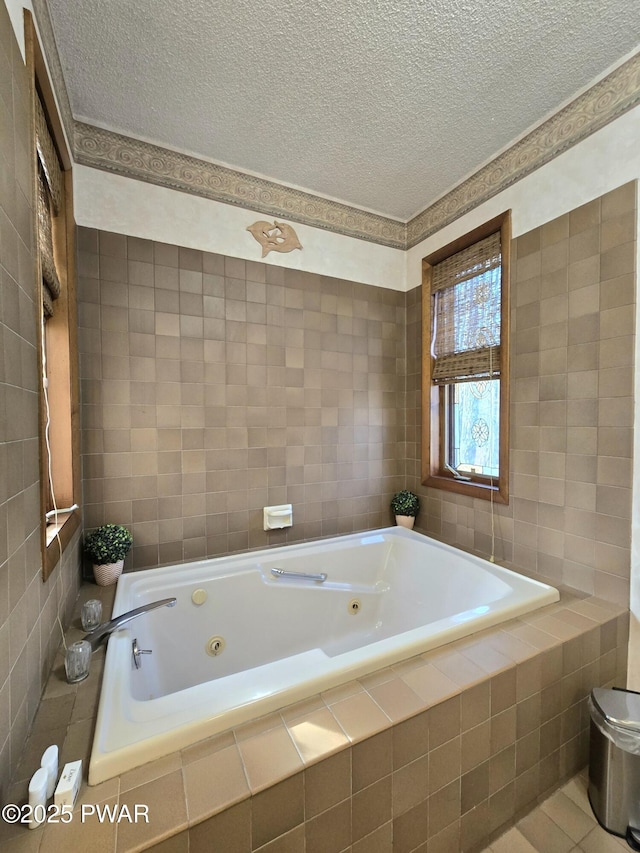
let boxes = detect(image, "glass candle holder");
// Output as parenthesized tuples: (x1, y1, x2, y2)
(65, 640, 91, 683)
(81, 599, 102, 632)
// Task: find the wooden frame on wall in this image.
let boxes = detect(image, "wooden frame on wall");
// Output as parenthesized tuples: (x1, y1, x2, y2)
(25, 11, 81, 579)
(421, 210, 511, 504)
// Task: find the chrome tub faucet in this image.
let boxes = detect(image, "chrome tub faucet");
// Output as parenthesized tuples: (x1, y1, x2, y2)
(83, 597, 176, 651)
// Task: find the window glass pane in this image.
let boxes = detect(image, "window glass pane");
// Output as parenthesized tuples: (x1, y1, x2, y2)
(448, 379, 499, 477)
(433, 264, 501, 359)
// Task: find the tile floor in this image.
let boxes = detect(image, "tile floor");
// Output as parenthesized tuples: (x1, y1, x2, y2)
(480, 770, 631, 853)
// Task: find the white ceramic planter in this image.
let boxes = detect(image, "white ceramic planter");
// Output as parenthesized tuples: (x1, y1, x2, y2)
(395, 515, 415, 529)
(93, 559, 124, 586)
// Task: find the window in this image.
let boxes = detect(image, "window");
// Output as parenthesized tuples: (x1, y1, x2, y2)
(26, 12, 80, 579)
(421, 211, 511, 503)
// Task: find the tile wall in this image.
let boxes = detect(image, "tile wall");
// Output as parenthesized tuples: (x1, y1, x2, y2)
(76, 228, 405, 570)
(406, 182, 637, 605)
(0, 3, 82, 803)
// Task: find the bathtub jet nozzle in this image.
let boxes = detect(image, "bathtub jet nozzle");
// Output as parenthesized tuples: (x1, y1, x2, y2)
(83, 597, 176, 651)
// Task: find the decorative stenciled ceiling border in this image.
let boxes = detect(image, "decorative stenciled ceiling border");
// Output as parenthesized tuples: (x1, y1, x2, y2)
(32, 0, 640, 251)
(73, 50, 640, 251)
(72, 122, 407, 248)
(32, 0, 74, 143)
(407, 50, 640, 248)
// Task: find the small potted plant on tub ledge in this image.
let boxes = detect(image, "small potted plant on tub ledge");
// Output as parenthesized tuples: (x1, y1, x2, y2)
(84, 524, 133, 586)
(390, 490, 420, 530)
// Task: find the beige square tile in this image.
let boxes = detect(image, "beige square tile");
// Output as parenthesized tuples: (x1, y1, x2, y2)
(490, 705, 517, 756)
(180, 731, 236, 765)
(541, 214, 569, 248)
(367, 677, 424, 723)
(237, 725, 303, 793)
(526, 614, 580, 641)
(393, 753, 429, 817)
(430, 734, 461, 792)
(388, 710, 429, 771)
(579, 824, 632, 852)
(428, 696, 461, 750)
(119, 752, 182, 793)
(517, 807, 575, 853)
(189, 801, 250, 853)
(489, 745, 516, 797)
(40, 797, 118, 853)
(116, 770, 187, 852)
(601, 241, 636, 282)
(234, 712, 284, 742)
(488, 631, 538, 665)
(352, 730, 392, 793)
(428, 779, 460, 838)
(306, 798, 351, 853)
(352, 776, 392, 843)
(329, 692, 390, 743)
(459, 641, 513, 676)
(320, 670, 364, 705)
(358, 667, 396, 690)
(569, 198, 600, 235)
(517, 229, 541, 257)
(280, 695, 326, 724)
(601, 181, 636, 219)
(286, 707, 349, 763)
(560, 774, 593, 816)
(304, 748, 350, 820)
(183, 744, 249, 824)
(540, 789, 594, 843)
(489, 826, 540, 852)
(400, 663, 460, 705)
(569, 228, 599, 265)
(352, 821, 393, 853)
(601, 212, 636, 253)
(252, 774, 303, 850)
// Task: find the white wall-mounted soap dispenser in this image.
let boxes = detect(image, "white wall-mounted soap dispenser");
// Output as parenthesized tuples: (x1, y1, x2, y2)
(263, 504, 293, 531)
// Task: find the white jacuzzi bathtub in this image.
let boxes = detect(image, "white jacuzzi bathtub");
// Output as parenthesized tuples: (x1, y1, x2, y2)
(88, 527, 558, 784)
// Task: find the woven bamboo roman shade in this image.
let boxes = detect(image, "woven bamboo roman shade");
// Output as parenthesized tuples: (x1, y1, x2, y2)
(35, 93, 62, 318)
(430, 231, 502, 385)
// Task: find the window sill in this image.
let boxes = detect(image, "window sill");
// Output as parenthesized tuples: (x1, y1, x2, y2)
(45, 510, 80, 575)
(424, 473, 508, 504)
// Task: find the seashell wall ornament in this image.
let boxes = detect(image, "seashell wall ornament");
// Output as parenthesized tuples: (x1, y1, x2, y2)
(247, 220, 302, 257)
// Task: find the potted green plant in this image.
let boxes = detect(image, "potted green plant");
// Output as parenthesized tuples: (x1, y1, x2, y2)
(84, 524, 133, 586)
(390, 490, 420, 529)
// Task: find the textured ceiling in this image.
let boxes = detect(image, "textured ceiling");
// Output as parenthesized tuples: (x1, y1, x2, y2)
(46, 0, 640, 221)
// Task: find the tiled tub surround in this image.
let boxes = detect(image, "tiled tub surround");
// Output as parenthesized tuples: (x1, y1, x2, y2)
(77, 228, 405, 570)
(1, 581, 628, 853)
(405, 181, 637, 607)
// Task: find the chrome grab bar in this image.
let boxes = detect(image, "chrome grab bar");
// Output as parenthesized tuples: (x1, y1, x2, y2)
(271, 568, 327, 583)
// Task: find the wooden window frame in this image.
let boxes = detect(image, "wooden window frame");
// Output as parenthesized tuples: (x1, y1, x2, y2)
(421, 211, 511, 504)
(25, 12, 81, 579)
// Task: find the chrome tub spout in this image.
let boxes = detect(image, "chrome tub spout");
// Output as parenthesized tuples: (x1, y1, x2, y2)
(83, 597, 176, 651)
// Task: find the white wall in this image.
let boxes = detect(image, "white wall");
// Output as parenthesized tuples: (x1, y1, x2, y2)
(73, 166, 407, 291)
(4, 0, 30, 57)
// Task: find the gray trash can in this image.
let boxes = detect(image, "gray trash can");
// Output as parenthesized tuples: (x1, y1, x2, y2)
(589, 687, 640, 847)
